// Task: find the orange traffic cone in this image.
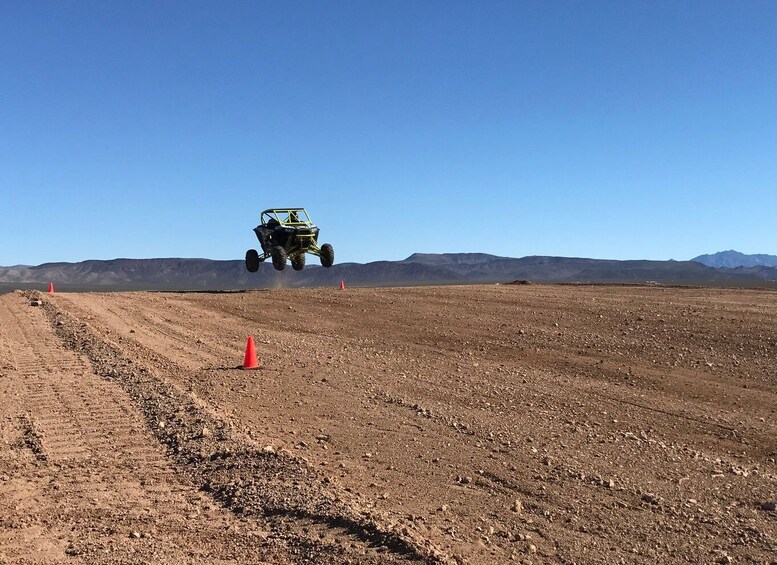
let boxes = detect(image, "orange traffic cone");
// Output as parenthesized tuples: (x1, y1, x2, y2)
(242, 336, 260, 369)
(48, 282, 54, 294)
(339, 280, 345, 290)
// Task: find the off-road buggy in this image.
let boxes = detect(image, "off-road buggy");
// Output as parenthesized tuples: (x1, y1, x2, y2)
(245, 208, 334, 272)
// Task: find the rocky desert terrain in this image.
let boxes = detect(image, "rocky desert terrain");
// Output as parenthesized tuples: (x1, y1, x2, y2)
(1, 284, 775, 564)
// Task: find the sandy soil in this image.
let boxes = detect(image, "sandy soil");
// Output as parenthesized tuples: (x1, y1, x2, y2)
(1, 284, 775, 564)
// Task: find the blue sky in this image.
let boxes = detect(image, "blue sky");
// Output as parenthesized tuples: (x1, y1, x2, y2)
(1, 1, 775, 266)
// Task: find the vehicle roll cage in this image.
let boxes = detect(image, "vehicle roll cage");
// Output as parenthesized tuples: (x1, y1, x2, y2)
(260, 208, 313, 228)
(257, 208, 322, 256)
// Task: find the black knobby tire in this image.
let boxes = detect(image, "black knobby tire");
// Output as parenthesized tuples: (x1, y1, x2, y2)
(319, 243, 334, 268)
(245, 249, 260, 273)
(291, 254, 306, 271)
(271, 246, 287, 271)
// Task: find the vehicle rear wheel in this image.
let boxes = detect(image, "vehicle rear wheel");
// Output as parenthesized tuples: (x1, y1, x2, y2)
(271, 246, 287, 271)
(319, 243, 334, 268)
(291, 254, 305, 271)
(245, 249, 260, 273)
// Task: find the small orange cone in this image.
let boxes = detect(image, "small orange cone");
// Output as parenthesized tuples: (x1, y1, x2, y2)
(339, 280, 345, 290)
(48, 282, 54, 294)
(242, 336, 260, 369)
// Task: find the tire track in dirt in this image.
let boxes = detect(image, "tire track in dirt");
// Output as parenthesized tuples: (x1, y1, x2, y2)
(0, 293, 293, 564)
(39, 292, 448, 564)
(1, 296, 160, 464)
(3, 298, 98, 462)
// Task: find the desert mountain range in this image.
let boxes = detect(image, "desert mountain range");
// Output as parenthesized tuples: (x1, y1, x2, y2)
(1, 252, 776, 292)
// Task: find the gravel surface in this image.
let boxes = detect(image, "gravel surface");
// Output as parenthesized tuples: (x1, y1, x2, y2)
(1, 284, 775, 564)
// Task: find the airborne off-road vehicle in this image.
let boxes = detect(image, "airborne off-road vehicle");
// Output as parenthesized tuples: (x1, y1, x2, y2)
(245, 208, 334, 272)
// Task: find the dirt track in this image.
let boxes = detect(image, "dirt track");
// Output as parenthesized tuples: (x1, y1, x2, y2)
(1, 285, 775, 564)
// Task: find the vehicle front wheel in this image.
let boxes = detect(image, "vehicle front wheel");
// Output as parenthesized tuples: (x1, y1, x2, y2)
(245, 249, 260, 273)
(319, 243, 334, 268)
(291, 254, 305, 271)
(271, 246, 287, 271)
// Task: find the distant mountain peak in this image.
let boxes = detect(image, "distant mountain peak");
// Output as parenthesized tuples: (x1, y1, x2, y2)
(403, 252, 507, 265)
(692, 250, 777, 269)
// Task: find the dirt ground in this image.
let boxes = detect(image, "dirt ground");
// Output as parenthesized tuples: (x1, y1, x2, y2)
(1, 284, 775, 564)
